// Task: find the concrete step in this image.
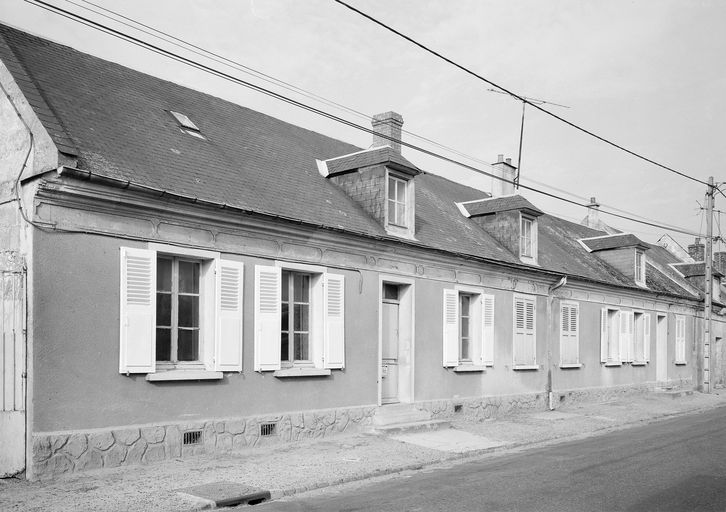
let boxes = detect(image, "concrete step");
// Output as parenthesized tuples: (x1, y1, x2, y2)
(366, 419, 452, 435)
(372, 404, 432, 426)
(655, 388, 694, 399)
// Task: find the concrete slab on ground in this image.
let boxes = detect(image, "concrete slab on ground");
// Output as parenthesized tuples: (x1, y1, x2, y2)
(177, 481, 271, 507)
(391, 429, 509, 453)
(530, 411, 580, 421)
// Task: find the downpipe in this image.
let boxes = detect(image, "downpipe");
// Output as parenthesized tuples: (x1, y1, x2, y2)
(547, 276, 567, 410)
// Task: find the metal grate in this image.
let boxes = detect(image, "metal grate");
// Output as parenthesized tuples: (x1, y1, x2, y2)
(183, 430, 203, 446)
(454, 404, 463, 413)
(260, 422, 277, 437)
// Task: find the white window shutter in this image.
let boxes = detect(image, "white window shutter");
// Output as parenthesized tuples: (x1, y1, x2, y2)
(619, 311, 632, 362)
(324, 273, 345, 369)
(119, 247, 156, 374)
(442, 289, 459, 367)
(215, 260, 244, 372)
(600, 308, 608, 363)
(482, 294, 495, 366)
(254, 265, 281, 372)
(644, 313, 651, 362)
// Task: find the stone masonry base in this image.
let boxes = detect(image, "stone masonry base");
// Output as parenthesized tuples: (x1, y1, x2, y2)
(31, 405, 377, 479)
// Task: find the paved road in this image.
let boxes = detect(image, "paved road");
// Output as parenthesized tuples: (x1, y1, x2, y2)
(252, 406, 726, 511)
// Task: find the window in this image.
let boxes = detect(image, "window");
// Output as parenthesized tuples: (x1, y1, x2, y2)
(387, 175, 407, 227)
(119, 245, 244, 378)
(156, 256, 201, 364)
(560, 302, 580, 367)
(513, 295, 537, 369)
(600, 308, 621, 365)
(675, 315, 687, 364)
(169, 110, 205, 139)
(281, 270, 311, 365)
(635, 250, 646, 286)
(632, 312, 651, 364)
(442, 288, 495, 369)
(519, 215, 537, 263)
(254, 264, 345, 374)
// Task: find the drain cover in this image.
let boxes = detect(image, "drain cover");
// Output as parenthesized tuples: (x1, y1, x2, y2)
(178, 481, 271, 507)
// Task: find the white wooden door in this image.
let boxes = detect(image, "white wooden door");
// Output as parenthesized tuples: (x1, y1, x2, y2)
(0, 271, 25, 477)
(381, 301, 399, 404)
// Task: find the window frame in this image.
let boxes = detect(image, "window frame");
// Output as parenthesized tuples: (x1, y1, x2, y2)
(442, 286, 495, 371)
(519, 214, 538, 264)
(387, 174, 408, 228)
(675, 314, 687, 365)
(384, 169, 416, 239)
(600, 307, 621, 366)
(280, 269, 314, 367)
(634, 249, 646, 286)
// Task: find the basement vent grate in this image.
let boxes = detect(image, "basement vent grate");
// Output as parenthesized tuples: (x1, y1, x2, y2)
(260, 422, 277, 437)
(183, 430, 203, 446)
(454, 404, 463, 413)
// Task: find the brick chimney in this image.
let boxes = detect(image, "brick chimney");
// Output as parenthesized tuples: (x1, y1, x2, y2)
(688, 237, 705, 261)
(371, 111, 404, 153)
(584, 197, 601, 229)
(714, 252, 726, 275)
(490, 154, 516, 197)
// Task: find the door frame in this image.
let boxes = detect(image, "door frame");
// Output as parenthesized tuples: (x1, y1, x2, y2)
(378, 275, 415, 406)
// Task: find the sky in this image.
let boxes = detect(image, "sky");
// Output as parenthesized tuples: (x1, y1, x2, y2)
(1, 0, 725, 249)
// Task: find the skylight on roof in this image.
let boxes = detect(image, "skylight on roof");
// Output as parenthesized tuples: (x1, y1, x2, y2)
(169, 110, 205, 139)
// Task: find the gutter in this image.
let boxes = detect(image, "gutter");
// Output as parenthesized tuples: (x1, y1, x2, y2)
(42, 166, 699, 302)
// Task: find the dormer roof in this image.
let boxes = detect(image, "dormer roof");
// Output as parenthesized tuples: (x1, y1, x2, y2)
(459, 194, 544, 218)
(319, 146, 421, 177)
(671, 262, 724, 279)
(579, 233, 650, 252)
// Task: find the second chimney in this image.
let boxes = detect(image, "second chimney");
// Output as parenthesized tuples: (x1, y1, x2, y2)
(372, 111, 404, 153)
(688, 237, 705, 261)
(490, 154, 516, 197)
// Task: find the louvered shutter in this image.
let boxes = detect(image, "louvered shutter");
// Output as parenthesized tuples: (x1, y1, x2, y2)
(324, 273, 345, 369)
(442, 289, 459, 367)
(620, 311, 633, 363)
(600, 308, 608, 363)
(644, 313, 651, 362)
(514, 297, 536, 366)
(561, 304, 579, 365)
(675, 316, 686, 362)
(119, 247, 156, 373)
(215, 260, 244, 372)
(482, 294, 495, 366)
(254, 265, 281, 371)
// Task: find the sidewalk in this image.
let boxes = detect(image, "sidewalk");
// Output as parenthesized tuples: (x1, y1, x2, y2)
(2, 391, 725, 511)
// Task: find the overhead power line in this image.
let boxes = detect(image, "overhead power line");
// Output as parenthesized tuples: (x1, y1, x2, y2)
(24, 0, 699, 237)
(333, 0, 710, 188)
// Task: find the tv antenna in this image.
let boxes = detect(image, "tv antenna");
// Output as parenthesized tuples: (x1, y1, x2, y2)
(487, 89, 570, 189)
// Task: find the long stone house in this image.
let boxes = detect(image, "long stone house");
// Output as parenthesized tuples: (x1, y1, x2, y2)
(0, 23, 718, 479)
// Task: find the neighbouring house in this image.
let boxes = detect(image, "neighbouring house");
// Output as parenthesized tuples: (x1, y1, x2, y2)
(0, 23, 720, 480)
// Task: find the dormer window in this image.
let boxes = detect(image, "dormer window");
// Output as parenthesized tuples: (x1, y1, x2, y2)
(520, 214, 537, 264)
(387, 174, 408, 227)
(635, 249, 646, 286)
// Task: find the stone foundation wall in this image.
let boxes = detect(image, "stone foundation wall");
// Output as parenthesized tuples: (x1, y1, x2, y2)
(416, 392, 547, 421)
(31, 405, 376, 480)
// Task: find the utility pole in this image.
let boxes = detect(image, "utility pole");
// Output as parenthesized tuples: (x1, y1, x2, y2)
(704, 176, 714, 393)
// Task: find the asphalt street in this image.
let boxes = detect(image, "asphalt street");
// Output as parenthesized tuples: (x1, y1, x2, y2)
(252, 406, 726, 511)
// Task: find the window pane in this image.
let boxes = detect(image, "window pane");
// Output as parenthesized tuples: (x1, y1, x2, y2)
(396, 181, 405, 202)
(156, 328, 171, 361)
(294, 303, 309, 332)
(281, 302, 289, 332)
(294, 274, 310, 303)
(383, 284, 399, 301)
(388, 199, 396, 223)
(157, 258, 172, 292)
(388, 177, 396, 200)
(396, 203, 405, 225)
(460, 295, 470, 316)
(178, 295, 199, 328)
(461, 338, 470, 361)
(156, 293, 171, 327)
(281, 332, 289, 362)
(177, 329, 199, 361)
(294, 333, 309, 361)
(178, 261, 200, 294)
(281, 271, 289, 301)
(461, 317, 470, 339)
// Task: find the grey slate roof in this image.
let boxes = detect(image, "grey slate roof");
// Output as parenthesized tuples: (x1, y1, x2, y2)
(0, 23, 700, 300)
(580, 233, 650, 252)
(463, 195, 544, 217)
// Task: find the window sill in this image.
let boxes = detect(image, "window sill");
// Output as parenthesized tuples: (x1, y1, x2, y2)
(631, 361, 647, 366)
(675, 362, 687, 366)
(513, 364, 539, 371)
(145, 370, 223, 381)
(273, 368, 332, 378)
(604, 362, 622, 367)
(453, 365, 486, 373)
(559, 363, 582, 369)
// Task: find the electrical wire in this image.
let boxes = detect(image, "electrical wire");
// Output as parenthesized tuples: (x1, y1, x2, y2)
(333, 0, 711, 188)
(23, 0, 700, 236)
